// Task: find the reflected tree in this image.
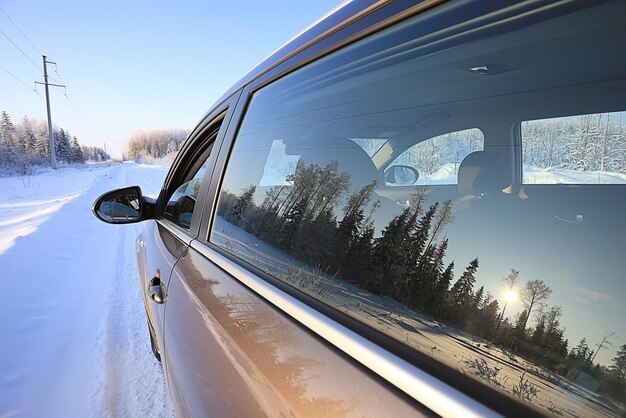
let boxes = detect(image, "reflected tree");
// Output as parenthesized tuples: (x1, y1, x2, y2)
(216, 159, 626, 407)
(520, 279, 552, 330)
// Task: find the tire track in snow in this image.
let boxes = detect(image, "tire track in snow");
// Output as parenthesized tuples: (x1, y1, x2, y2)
(0, 163, 172, 417)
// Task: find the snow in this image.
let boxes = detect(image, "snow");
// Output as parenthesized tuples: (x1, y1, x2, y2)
(523, 165, 626, 185)
(0, 162, 174, 417)
(389, 162, 626, 186)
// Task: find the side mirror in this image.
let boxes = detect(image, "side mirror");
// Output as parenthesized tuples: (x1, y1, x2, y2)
(384, 165, 419, 186)
(92, 186, 154, 224)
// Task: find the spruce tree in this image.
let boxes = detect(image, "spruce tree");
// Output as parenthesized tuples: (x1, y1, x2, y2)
(570, 338, 592, 367)
(0, 111, 16, 148)
(513, 309, 530, 348)
(428, 260, 453, 317)
(71, 136, 84, 163)
(449, 258, 479, 307)
(226, 185, 257, 225)
(531, 316, 546, 347)
(280, 197, 307, 250)
(419, 238, 448, 310)
(610, 344, 626, 382)
(481, 299, 500, 340)
(55, 129, 73, 163)
(403, 204, 437, 305)
(344, 222, 375, 286)
(371, 208, 411, 295)
(21, 116, 37, 156)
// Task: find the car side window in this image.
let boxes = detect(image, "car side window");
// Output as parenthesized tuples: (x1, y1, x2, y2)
(162, 122, 221, 230)
(163, 160, 210, 229)
(211, 3, 626, 416)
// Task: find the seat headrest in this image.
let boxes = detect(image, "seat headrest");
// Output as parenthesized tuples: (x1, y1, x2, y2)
(458, 150, 510, 196)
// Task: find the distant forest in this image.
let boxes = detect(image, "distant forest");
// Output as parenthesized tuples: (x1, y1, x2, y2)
(0, 110, 109, 175)
(391, 113, 626, 178)
(219, 159, 626, 405)
(523, 113, 626, 172)
(124, 129, 189, 162)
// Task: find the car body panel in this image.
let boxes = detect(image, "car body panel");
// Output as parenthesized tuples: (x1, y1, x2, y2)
(137, 221, 191, 357)
(163, 241, 427, 417)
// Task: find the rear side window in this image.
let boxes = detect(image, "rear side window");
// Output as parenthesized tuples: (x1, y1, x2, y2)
(522, 112, 626, 184)
(212, 2, 626, 415)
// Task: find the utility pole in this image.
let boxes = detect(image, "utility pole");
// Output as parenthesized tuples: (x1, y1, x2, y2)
(36, 56, 65, 169)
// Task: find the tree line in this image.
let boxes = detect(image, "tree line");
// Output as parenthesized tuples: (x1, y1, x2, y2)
(219, 158, 626, 404)
(124, 128, 189, 161)
(390, 113, 626, 179)
(0, 110, 109, 175)
(523, 112, 626, 173)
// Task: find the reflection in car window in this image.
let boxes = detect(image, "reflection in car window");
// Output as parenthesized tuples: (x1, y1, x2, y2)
(163, 160, 209, 229)
(212, 2, 626, 416)
(349, 137, 387, 158)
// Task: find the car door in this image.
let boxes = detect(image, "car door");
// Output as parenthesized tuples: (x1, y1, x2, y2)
(138, 97, 239, 362)
(163, 99, 429, 417)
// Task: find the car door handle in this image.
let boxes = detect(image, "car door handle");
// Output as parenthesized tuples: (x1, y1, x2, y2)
(149, 277, 166, 304)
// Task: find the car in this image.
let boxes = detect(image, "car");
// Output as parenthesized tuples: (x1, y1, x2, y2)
(92, 0, 626, 416)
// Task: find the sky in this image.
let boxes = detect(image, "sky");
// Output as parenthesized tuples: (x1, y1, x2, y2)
(1, 0, 342, 158)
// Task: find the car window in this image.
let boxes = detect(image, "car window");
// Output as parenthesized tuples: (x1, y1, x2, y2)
(163, 122, 221, 230)
(163, 161, 209, 229)
(211, 2, 626, 416)
(522, 112, 626, 184)
(390, 128, 484, 185)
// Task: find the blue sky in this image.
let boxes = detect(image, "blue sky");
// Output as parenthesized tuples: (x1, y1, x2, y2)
(1, 0, 341, 158)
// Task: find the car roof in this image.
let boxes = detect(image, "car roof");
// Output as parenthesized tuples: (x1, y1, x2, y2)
(202, 0, 385, 116)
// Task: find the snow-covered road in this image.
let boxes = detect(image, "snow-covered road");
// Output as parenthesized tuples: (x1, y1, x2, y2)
(0, 163, 174, 418)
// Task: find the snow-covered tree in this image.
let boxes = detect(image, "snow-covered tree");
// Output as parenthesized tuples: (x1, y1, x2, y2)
(1, 111, 16, 149)
(124, 128, 189, 160)
(20, 116, 37, 156)
(71, 136, 84, 163)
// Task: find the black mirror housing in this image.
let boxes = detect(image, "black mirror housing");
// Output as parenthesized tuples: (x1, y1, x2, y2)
(92, 186, 155, 224)
(384, 165, 420, 186)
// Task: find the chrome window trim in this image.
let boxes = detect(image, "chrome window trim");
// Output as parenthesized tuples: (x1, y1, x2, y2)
(190, 239, 501, 418)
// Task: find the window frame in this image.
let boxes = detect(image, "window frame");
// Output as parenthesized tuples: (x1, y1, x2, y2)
(158, 93, 241, 239)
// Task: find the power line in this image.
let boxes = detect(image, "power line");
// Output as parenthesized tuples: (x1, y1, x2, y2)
(51, 64, 99, 141)
(0, 64, 40, 95)
(0, 28, 42, 72)
(0, 6, 43, 56)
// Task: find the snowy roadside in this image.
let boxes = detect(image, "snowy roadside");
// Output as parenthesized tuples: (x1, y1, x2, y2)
(0, 162, 174, 418)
